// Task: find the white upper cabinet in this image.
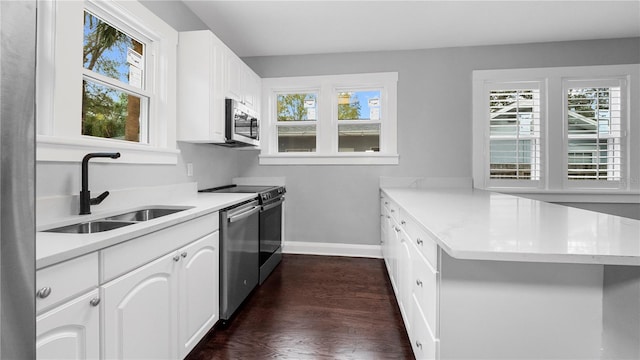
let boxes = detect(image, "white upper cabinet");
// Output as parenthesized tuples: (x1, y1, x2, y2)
(177, 30, 226, 143)
(177, 30, 261, 144)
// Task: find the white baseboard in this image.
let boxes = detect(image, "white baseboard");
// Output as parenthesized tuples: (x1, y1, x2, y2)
(283, 241, 382, 259)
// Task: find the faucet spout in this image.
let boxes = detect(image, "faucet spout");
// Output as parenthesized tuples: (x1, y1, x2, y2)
(80, 152, 120, 215)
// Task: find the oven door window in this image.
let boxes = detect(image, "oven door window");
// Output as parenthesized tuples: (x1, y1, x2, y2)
(259, 201, 282, 265)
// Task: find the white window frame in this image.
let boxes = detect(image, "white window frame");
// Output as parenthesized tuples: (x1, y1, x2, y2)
(36, 0, 179, 164)
(473, 64, 640, 195)
(260, 72, 398, 165)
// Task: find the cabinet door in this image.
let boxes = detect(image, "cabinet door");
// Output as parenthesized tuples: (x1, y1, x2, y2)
(102, 252, 179, 360)
(36, 289, 100, 360)
(225, 51, 243, 101)
(178, 231, 220, 358)
(398, 231, 413, 333)
(242, 68, 261, 110)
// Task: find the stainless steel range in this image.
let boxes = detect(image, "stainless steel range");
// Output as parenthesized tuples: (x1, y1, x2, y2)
(199, 184, 285, 322)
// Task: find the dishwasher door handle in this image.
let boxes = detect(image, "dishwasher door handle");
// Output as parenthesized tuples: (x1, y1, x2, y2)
(228, 205, 261, 223)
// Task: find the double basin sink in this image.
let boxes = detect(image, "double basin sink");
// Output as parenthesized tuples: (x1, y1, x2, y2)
(45, 207, 192, 234)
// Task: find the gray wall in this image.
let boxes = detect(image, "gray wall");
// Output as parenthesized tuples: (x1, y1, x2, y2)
(239, 38, 640, 246)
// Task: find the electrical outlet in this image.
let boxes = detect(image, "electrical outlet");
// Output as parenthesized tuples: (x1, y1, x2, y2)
(187, 163, 193, 177)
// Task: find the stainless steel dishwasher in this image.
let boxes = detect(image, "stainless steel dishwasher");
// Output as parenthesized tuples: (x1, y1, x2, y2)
(219, 199, 261, 323)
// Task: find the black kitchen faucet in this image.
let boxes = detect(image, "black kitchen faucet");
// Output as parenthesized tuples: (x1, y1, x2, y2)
(79, 152, 121, 215)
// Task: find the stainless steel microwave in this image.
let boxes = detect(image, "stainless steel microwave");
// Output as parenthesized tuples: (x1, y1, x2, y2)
(225, 99, 259, 147)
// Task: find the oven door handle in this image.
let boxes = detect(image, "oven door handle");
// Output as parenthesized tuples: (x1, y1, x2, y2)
(228, 205, 261, 223)
(262, 198, 285, 212)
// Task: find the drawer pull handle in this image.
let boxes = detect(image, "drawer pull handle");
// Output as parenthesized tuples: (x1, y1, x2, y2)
(89, 297, 101, 307)
(394, 226, 400, 232)
(36, 287, 52, 299)
(386, 215, 390, 219)
(416, 279, 423, 287)
(384, 201, 389, 205)
(416, 238, 423, 246)
(181, 252, 188, 258)
(401, 220, 406, 225)
(416, 340, 422, 349)
(390, 209, 395, 213)
(173, 255, 180, 262)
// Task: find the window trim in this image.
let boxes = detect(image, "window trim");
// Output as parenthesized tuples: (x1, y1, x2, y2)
(36, 0, 179, 164)
(260, 72, 398, 165)
(473, 64, 640, 194)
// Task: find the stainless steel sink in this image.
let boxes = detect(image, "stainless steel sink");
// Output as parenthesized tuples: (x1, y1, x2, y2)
(43, 207, 192, 234)
(45, 220, 135, 234)
(104, 207, 190, 222)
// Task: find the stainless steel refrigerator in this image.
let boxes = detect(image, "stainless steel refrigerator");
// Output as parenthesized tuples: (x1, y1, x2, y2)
(1, 0, 36, 358)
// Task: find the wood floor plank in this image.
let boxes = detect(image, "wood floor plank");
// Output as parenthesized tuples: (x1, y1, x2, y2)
(186, 254, 414, 359)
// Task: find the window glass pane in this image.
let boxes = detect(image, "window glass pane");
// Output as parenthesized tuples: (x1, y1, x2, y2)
(83, 11, 144, 87)
(278, 125, 316, 152)
(488, 89, 540, 180)
(338, 124, 380, 152)
(338, 90, 381, 120)
(82, 79, 148, 143)
(277, 93, 317, 121)
(567, 87, 621, 181)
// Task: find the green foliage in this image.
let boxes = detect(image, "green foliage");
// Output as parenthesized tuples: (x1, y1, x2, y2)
(82, 82, 128, 139)
(277, 94, 311, 121)
(82, 11, 131, 140)
(338, 93, 361, 120)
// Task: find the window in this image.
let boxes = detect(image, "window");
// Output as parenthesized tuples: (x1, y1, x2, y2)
(565, 82, 622, 185)
(488, 87, 541, 182)
(337, 90, 381, 153)
(82, 11, 149, 143)
(36, 0, 179, 164)
(473, 65, 639, 194)
(261, 73, 398, 165)
(276, 92, 318, 152)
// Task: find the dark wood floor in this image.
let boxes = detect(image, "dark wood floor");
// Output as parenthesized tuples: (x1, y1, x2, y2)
(186, 254, 414, 359)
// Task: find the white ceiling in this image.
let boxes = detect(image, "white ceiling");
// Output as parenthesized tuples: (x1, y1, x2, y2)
(182, 0, 640, 58)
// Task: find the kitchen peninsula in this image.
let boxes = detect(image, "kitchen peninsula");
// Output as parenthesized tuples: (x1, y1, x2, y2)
(380, 183, 640, 359)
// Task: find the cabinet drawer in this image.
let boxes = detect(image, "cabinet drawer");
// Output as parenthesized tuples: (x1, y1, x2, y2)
(389, 200, 400, 222)
(101, 212, 218, 283)
(411, 297, 438, 360)
(412, 251, 438, 335)
(36, 253, 98, 313)
(406, 218, 438, 269)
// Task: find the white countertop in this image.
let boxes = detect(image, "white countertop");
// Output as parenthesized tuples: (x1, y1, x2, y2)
(36, 192, 256, 269)
(381, 187, 640, 266)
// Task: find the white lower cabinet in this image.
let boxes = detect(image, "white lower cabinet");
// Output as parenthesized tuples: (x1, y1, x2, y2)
(381, 191, 439, 360)
(179, 232, 220, 358)
(102, 251, 180, 359)
(102, 231, 220, 359)
(410, 295, 438, 360)
(36, 289, 100, 360)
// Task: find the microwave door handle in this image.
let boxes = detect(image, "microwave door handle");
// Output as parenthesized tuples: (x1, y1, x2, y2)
(228, 205, 260, 223)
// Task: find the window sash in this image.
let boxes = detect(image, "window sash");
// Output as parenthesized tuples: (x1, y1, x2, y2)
(564, 80, 625, 186)
(487, 87, 542, 182)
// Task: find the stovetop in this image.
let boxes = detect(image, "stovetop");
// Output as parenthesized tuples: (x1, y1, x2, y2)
(199, 184, 286, 203)
(198, 185, 277, 194)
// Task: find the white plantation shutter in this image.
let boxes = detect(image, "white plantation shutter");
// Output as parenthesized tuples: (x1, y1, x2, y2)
(488, 88, 541, 181)
(566, 80, 624, 184)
